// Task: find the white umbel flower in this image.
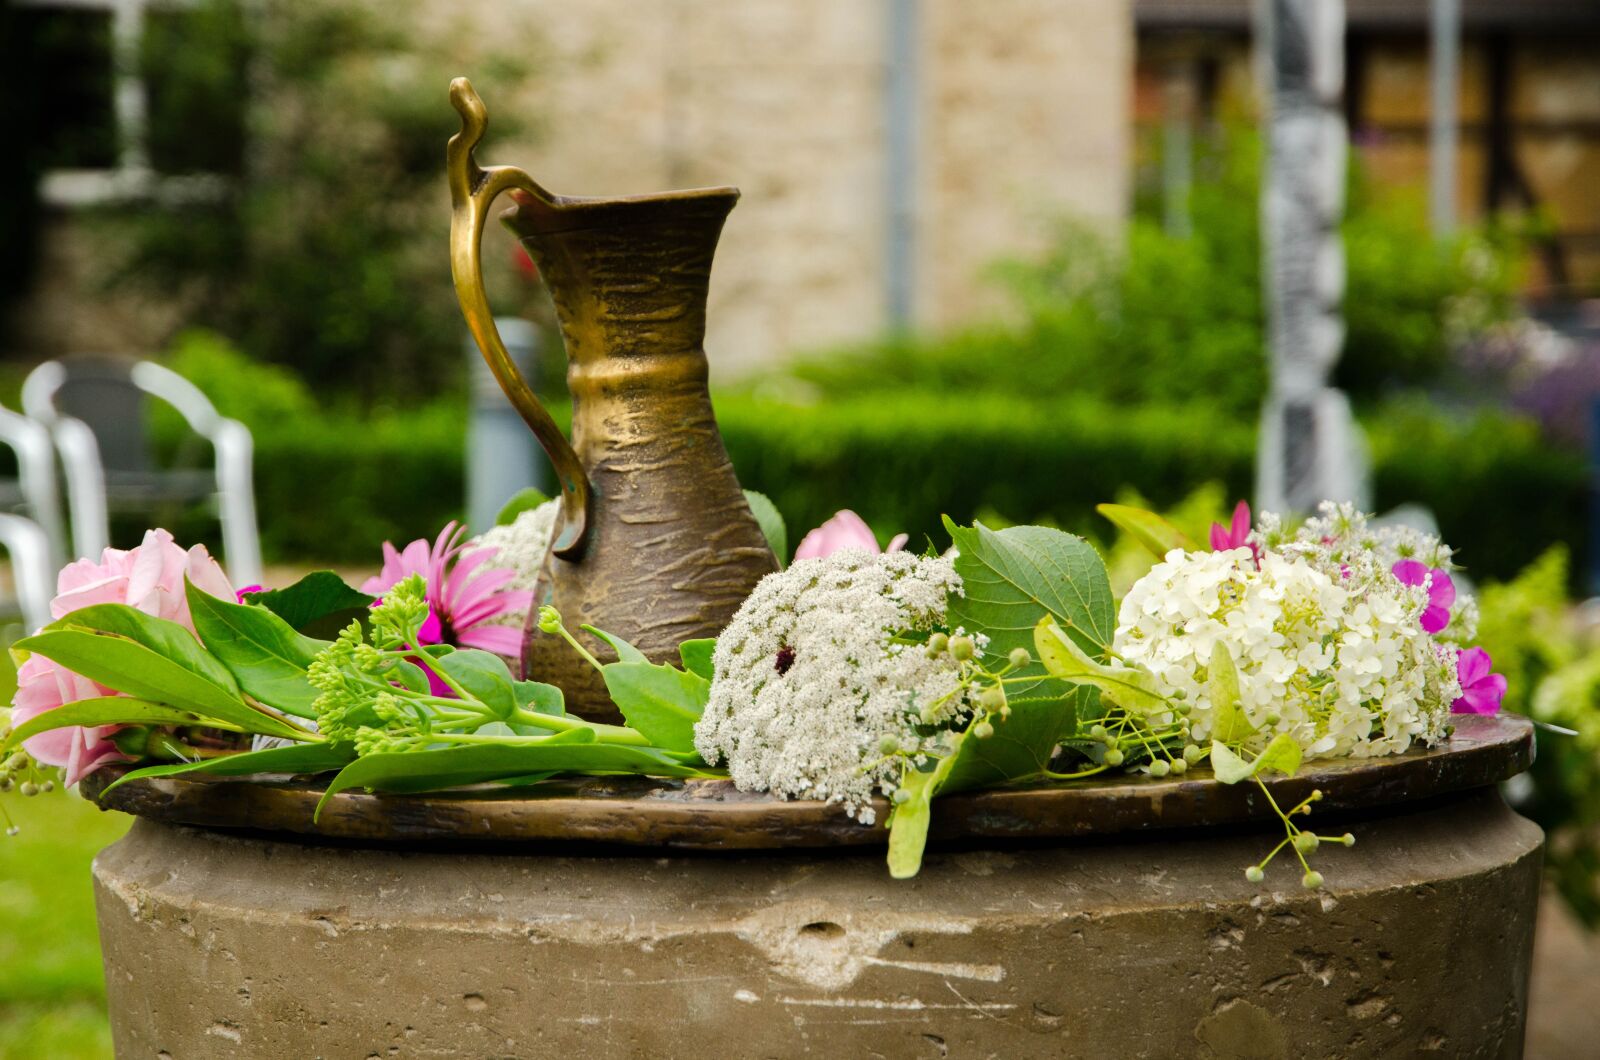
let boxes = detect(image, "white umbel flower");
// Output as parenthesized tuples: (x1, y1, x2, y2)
(1116, 546, 1460, 760)
(694, 548, 970, 824)
(470, 501, 558, 629)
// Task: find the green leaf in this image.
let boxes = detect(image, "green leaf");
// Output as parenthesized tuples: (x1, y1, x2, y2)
(243, 571, 373, 638)
(513, 679, 565, 717)
(187, 583, 326, 719)
(1034, 619, 1168, 715)
(1095, 503, 1194, 560)
(101, 741, 354, 795)
(599, 662, 709, 753)
(886, 753, 958, 879)
(16, 627, 306, 741)
(743, 489, 788, 566)
(581, 625, 649, 665)
(49, 603, 240, 695)
(314, 731, 708, 818)
(392, 660, 433, 695)
(678, 638, 716, 681)
(496, 486, 551, 526)
(433, 650, 518, 718)
(936, 690, 1087, 795)
(2, 698, 209, 754)
(1208, 733, 1302, 785)
(1207, 641, 1254, 745)
(943, 518, 1114, 696)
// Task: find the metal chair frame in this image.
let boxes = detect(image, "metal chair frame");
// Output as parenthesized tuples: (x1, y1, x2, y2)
(23, 358, 263, 587)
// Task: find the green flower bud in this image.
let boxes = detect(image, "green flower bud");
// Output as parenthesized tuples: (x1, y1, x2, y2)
(1148, 759, 1171, 778)
(879, 734, 901, 755)
(926, 632, 949, 657)
(1293, 832, 1320, 854)
(1171, 688, 1187, 701)
(949, 636, 975, 662)
(1169, 757, 1187, 776)
(0, 777, 12, 792)
(19, 781, 38, 797)
(1264, 713, 1282, 727)
(1007, 647, 1031, 669)
(892, 787, 912, 805)
(1302, 870, 1324, 890)
(1340, 833, 1356, 847)
(1245, 865, 1265, 883)
(1089, 724, 1108, 740)
(1104, 748, 1125, 766)
(41, 779, 55, 794)
(972, 721, 995, 740)
(979, 686, 1006, 713)
(1182, 743, 1203, 764)
(536, 605, 564, 635)
(4, 752, 27, 772)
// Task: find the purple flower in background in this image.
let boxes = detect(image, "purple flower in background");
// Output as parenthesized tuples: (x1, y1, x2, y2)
(1392, 559, 1456, 634)
(1452, 647, 1506, 715)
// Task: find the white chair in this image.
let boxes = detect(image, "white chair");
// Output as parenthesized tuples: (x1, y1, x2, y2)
(23, 357, 262, 587)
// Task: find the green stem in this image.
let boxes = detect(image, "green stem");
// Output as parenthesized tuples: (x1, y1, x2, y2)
(508, 707, 652, 746)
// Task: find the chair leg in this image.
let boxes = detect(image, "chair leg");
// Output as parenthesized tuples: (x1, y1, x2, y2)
(53, 418, 109, 561)
(214, 419, 263, 588)
(0, 513, 57, 631)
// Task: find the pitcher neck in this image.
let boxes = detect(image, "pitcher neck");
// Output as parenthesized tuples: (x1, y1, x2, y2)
(504, 189, 737, 367)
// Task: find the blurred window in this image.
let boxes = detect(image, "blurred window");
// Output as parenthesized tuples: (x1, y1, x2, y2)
(19, 0, 244, 205)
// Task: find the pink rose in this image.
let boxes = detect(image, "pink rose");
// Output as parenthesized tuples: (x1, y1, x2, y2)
(13, 529, 235, 786)
(793, 510, 909, 562)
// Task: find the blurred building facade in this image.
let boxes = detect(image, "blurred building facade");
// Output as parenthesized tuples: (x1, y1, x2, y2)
(1135, 0, 1600, 298)
(7, 0, 1133, 376)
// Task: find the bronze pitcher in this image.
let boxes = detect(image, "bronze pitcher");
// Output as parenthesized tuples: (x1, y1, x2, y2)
(446, 79, 778, 720)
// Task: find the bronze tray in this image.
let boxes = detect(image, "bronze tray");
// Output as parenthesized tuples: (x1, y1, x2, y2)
(82, 714, 1531, 851)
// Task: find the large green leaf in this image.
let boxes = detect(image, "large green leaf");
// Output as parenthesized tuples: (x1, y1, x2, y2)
(514, 679, 565, 717)
(1095, 503, 1193, 560)
(434, 650, 518, 718)
(1035, 619, 1169, 715)
(16, 628, 306, 741)
(582, 625, 648, 665)
(48, 603, 239, 694)
(101, 741, 354, 795)
(314, 731, 707, 817)
(743, 489, 788, 566)
(600, 662, 709, 753)
(936, 689, 1089, 795)
(1, 698, 208, 754)
(187, 583, 326, 718)
(242, 571, 373, 639)
(943, 519, 1114, 692)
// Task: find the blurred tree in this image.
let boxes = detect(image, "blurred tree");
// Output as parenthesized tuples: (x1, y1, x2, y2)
(94, 0, 539, 398)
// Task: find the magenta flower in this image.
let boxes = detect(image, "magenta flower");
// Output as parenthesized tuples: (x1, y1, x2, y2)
(1209, 500, 1252, 553)
(794, 510, 909, 562)
(1452, 647, 1506, 715)
(362, 523, 533, 661)
(12, 528, 235, 786)
(1392, 559, 1456, 634)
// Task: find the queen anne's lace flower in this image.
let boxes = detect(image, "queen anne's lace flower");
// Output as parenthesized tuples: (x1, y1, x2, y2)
(694, 549, 971, 823)
(1116, 543, 1461, 760)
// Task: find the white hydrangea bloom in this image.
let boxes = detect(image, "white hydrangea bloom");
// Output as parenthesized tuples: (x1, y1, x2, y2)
(1116, 545, 1460, 760)
(694, 549, 972, 824)
(469, 500, 558, 628)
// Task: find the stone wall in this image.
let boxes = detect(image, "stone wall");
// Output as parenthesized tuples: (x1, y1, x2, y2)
(8, 1, 1132, 376)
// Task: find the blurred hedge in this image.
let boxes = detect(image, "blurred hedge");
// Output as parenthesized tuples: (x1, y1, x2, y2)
(191, 391, 1582, 586)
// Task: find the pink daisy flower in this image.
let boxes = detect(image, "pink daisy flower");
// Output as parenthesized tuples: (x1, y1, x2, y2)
(362, 523, 533, 661)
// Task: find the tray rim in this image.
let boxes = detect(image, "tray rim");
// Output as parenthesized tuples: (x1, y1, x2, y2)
(81, 714, 1533, 852)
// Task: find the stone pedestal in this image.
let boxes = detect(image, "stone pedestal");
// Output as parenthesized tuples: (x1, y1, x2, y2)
(94, 786, 1540, 1058)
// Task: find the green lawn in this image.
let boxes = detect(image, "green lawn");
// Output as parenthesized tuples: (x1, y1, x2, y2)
(0, 791, 130, 1059)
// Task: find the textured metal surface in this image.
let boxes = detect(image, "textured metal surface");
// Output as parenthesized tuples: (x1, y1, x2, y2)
(447, 78, 777, 719)
(83, 714, 1532, 851)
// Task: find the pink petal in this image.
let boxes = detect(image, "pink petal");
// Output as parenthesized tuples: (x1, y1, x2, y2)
(455, 624, 525, 655)
(1392, 559, 1428, 588)
(1229, 500, 1251, 543)
(886, 534, 909, 553)
(1456, 647, 1491, 686)
(1429, 569, 1457, 610)
(1420, 604, 1451, 635)
(795, 510, 883, 560)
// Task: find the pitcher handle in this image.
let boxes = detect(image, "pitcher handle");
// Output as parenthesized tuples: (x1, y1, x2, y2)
(447, 77, 590, 559)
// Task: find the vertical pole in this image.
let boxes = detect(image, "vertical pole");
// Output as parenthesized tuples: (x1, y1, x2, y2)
(1429, 0, 1460, 235)
(112, 0, 150, 175)
(466, 319, 546, 534)
(1590, 399, 1600, 596)
(884, 0, 918, 330)
(1255, 0, 1369, 515)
